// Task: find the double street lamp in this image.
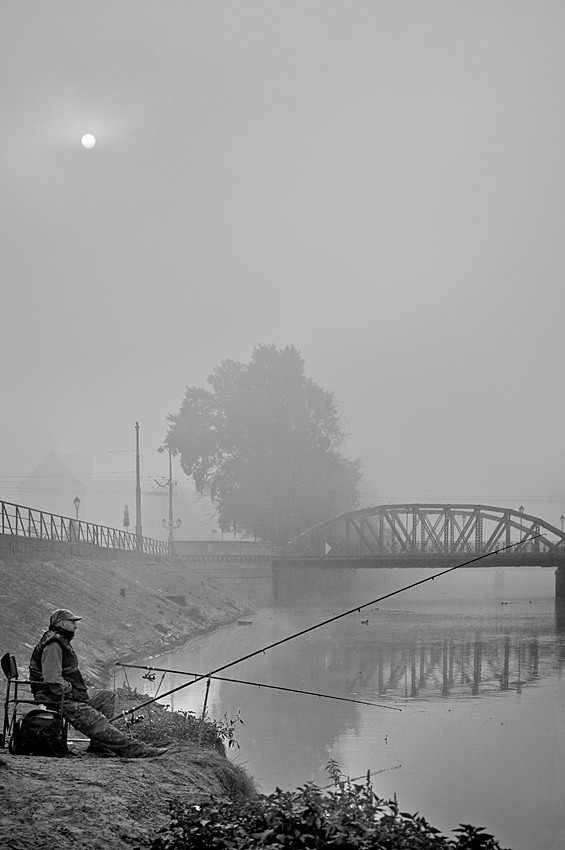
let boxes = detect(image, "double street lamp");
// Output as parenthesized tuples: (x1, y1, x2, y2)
(157, 446, 181, 542)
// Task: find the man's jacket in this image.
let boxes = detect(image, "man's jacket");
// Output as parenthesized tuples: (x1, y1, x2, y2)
(29, 629, 89, 704)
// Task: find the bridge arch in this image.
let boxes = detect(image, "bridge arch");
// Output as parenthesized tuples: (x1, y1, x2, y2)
(279, 504, 565, 567)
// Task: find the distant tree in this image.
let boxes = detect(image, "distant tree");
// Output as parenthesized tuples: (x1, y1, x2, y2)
(166, 344, 361, 544)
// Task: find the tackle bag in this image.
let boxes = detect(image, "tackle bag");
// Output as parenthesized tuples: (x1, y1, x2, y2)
(9, 708, 67, 757)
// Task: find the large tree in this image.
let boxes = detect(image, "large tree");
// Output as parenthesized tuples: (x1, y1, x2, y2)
(166, 344, 361, 544)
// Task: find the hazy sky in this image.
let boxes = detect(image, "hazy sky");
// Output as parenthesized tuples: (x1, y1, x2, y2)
(2, 2, 565, 531)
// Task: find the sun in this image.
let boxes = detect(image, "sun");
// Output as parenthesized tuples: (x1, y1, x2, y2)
(81, 134, 96, 149)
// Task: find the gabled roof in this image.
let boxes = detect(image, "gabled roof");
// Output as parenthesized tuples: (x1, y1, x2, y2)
(20, 451, 85, 489)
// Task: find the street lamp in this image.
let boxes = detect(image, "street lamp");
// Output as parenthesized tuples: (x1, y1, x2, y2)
(519, 505, 524, 541)
(73, 496, 81, 521)
(157, 446, 181, 542)
(561, 515, 564, 533)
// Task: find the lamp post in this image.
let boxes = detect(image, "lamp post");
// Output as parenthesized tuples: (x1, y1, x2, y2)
(157, 446, 181, 543)
(73, 496, 81, 521)
(561, 515, 564, 533)
(519, 505, 524, 542)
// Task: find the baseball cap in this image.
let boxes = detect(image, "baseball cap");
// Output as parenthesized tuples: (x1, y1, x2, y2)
(50, 609, 82, 627)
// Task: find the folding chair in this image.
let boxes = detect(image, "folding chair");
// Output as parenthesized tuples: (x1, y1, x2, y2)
(1, 652, 68, 757)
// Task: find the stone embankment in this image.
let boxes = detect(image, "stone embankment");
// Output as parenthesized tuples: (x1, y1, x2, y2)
(0, 548, 258, 849)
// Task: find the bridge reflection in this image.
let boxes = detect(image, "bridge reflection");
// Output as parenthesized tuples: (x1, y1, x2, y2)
(204, 616, 565, 791)
(342, 634, 558, 700)
(130, 606, 565, 794)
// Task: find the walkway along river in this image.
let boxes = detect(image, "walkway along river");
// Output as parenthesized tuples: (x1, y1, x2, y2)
(123, 565, 565, 850)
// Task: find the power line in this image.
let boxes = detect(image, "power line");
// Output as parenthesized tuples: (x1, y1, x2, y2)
(0, 450, 133, 460)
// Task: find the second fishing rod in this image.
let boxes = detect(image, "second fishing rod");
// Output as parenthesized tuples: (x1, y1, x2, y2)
(117, 662, 402, 711)
(110, 533, 542, 721)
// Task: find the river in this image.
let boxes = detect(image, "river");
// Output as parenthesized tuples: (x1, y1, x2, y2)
(126, 566, 565, 850)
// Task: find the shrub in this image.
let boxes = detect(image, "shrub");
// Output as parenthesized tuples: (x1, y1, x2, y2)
(150, 769, 509, 850)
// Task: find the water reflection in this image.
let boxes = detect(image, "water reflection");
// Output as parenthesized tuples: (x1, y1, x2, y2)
(128, 602, 565, 798)
(343, 632, 555, 699)
(128, 567, 565, 849)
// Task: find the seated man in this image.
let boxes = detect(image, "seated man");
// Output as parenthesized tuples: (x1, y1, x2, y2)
(29, 608, 168, 758)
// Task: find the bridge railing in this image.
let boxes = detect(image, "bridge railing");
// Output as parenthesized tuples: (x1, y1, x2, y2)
(0, 500, 172, 558)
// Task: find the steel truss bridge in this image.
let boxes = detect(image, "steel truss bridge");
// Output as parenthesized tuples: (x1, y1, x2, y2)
(277, 504, 565, 569)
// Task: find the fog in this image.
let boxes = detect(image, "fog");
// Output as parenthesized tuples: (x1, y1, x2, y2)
(2, 3, 565, 537)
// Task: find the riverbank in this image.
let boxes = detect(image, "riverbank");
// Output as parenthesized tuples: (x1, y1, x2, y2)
(0, 550, 255, 686)
(0, 552, 515, 849)
(0, 743, 256, 850)
(0, 549, 258, 849)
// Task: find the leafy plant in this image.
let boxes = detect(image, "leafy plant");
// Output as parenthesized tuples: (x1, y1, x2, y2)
(325, 757, 343, 787)
(206, 710, 244, 750)
(452, 824, 504, 849)
(150, 765, 510, 850)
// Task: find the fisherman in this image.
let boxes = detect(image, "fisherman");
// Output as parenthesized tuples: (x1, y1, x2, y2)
(29, 608, 169, 758)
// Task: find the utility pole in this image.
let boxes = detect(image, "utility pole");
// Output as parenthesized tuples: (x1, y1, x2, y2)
(166, 447, 173, 541)
(157, 445, 181, 543)
(135, 422, 142, 546)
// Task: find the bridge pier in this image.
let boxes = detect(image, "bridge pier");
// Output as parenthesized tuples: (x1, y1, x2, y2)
(554, 565, 565, 633)
(555, 565, 565, 598)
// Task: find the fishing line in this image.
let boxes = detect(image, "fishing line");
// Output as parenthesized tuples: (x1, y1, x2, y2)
(321, 764, 403, 790)
(115, 662, 401, 711)
(122, 665, 132, 692)
(110, 534, 542, 721)
(153, 670, 167, 699)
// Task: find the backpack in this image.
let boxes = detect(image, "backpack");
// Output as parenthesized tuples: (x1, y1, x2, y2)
(10, 709, 68, 757)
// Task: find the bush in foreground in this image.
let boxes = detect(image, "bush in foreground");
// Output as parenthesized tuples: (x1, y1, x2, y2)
(150, 772, 509, 850)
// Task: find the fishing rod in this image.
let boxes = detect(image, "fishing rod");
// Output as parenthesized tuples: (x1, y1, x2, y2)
(116, 662, 402, 712)
(110, 533, 542, 721)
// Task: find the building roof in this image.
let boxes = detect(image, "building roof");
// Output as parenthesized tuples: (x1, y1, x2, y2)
(19, 451, 86, 491)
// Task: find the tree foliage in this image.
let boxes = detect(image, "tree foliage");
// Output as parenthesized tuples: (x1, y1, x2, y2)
(166, 344, 361, 544)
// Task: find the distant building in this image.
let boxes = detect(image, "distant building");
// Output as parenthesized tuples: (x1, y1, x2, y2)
(18, 451, 86, 519)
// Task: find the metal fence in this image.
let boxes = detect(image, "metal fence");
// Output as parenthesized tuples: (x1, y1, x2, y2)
(0, 500, 172, 558)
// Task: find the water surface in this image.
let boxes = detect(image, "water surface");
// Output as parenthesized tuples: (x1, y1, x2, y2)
(127, 567, 565, 850)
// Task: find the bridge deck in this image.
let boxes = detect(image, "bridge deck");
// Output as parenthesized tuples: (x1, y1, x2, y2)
(274, 552, 563, 569)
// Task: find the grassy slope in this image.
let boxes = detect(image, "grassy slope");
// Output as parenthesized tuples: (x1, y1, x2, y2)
(0, 550, 252, 687)
(0, 745, 255, 850)
(0, 549, 257, 849)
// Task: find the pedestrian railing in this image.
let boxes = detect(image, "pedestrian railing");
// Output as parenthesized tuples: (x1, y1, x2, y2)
(0, 500, 172, 557)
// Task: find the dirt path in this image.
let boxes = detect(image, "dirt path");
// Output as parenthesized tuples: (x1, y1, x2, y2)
(0, 742, 253, 850)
